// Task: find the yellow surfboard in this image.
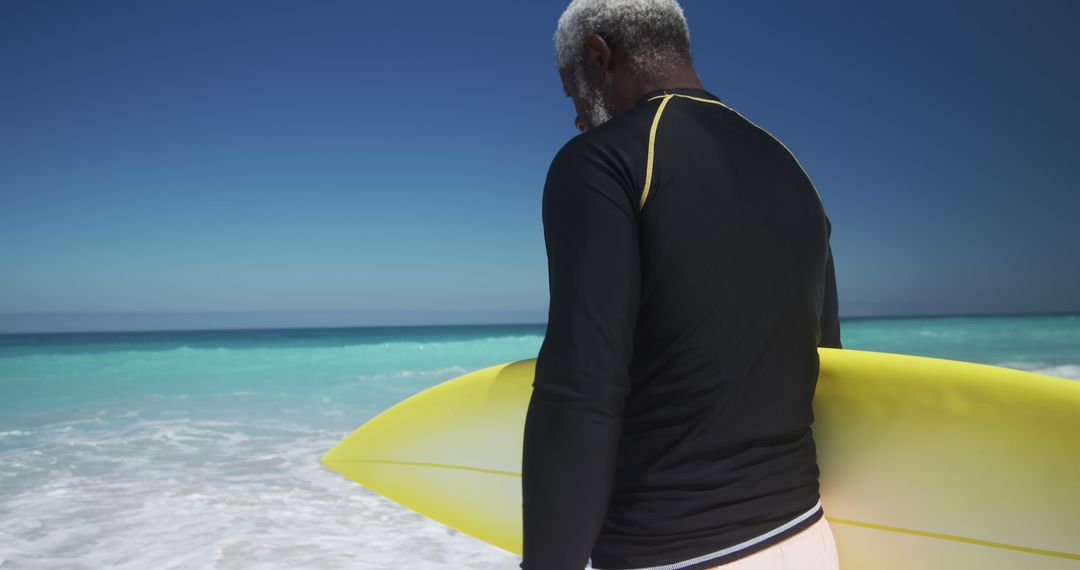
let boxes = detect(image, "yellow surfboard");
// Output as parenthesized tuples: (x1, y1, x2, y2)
(321, 348, 1080, 569)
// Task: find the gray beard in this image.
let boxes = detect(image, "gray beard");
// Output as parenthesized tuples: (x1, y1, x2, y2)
(573, 67, 613, 130)
(582, 85, 613, 130)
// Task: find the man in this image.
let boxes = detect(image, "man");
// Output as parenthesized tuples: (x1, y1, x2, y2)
(520, 1, 843, 569)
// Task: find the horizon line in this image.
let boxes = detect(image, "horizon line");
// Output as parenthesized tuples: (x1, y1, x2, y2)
(0, 308, 1077, 337)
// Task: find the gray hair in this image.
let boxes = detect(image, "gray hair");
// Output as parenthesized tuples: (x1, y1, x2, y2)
(554, 0, 693, 82)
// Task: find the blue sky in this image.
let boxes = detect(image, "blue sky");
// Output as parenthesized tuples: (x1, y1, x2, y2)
(1, 0, 1078, 332)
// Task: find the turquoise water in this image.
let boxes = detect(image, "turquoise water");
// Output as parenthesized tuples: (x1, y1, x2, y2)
(0, 315, 1077, 568)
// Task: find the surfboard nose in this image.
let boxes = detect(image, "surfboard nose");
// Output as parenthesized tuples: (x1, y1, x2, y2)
(319, 358, 538, 553)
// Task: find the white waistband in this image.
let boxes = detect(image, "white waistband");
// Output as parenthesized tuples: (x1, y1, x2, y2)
(590, 498, 824, 570)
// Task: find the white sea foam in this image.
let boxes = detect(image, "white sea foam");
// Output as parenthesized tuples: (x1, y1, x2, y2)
(0, 416, 519, 569)
(1033, 364, 1080, 380)
(356, 365, 470, 384)
(995, 361, 1080, 381)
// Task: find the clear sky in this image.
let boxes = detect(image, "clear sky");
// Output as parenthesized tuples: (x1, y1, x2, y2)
(2, 0, 1078, 333)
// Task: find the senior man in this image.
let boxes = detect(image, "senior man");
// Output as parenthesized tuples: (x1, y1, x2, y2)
(519, 1, 843, 569)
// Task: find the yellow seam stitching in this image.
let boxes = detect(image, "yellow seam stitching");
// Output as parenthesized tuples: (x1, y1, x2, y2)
(642, 94, 674, 211)
(647, 93, 823, 202)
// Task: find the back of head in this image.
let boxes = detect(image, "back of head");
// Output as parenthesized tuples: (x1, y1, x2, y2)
(554, 0, 694, 83)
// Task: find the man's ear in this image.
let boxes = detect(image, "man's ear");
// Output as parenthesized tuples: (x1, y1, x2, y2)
(583, 33, 612, 85)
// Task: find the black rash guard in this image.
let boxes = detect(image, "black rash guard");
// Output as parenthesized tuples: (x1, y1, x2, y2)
(520, 87, 842, 570)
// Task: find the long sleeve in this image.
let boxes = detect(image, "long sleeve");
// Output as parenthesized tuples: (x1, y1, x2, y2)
(819, 215, 842, 349)
(520, 142, 641, 570)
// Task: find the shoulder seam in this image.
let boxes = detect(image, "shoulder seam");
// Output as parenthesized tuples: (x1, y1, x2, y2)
(641, 94, 675, 211)
(644, 93, 824, 204)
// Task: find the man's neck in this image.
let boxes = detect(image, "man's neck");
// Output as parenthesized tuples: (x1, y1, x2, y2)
(621, 67, 705, 112)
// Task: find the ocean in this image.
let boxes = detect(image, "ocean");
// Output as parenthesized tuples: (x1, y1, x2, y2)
(1, 314, 1077, 569)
